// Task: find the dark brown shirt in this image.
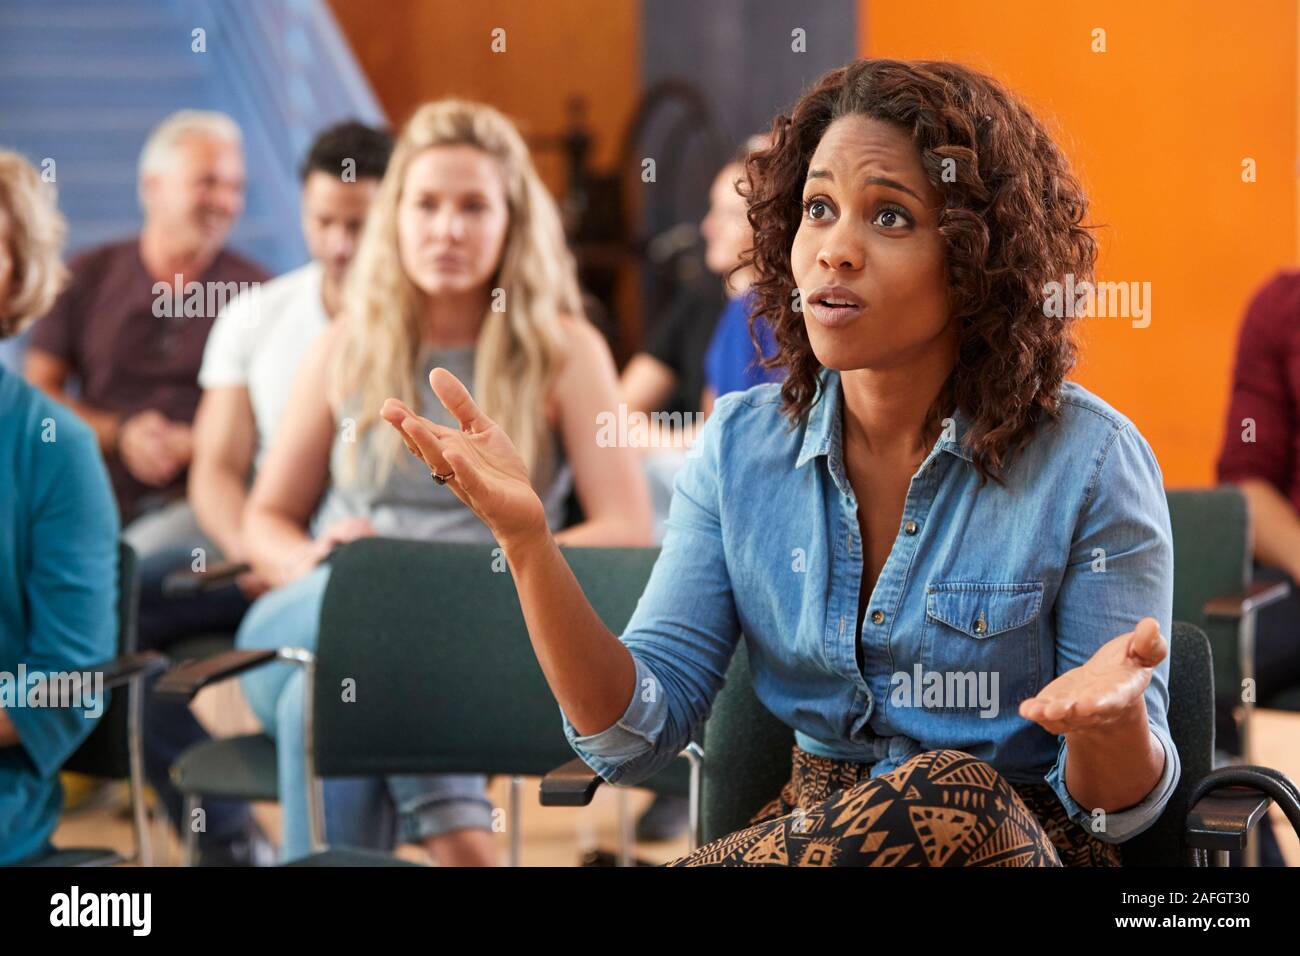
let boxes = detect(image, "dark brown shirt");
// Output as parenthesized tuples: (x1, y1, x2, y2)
(28, 238, 268, 521)
(1217, 271, 1300, 511)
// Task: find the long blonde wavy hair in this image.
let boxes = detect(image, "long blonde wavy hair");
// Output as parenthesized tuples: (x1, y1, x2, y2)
(331, 99, 584, 487)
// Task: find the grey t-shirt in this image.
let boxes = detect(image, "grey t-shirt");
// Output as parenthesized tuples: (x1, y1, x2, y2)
(313, 343, 572, 542)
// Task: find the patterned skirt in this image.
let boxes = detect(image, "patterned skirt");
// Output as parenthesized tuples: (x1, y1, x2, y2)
(668, 746, 1122, 867)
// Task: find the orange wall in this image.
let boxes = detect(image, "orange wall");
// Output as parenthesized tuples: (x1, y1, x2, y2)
(327, 0, 639, 198)
(862, 0, 1297, 487)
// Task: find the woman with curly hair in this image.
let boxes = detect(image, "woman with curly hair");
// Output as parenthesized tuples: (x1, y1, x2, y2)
(382, 59, 1177, 867)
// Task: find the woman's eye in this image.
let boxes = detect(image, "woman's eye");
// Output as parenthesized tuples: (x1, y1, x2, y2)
(803, 198, 831, 221)
(873, 206, 911, 229)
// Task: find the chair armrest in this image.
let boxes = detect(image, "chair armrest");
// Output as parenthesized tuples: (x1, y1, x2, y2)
(91, 651, 169, 690)
(154, 648, 279, 702)
(539, 757, 605, 807)
(161, 561, 251, 598)
(1185, 787, 1273, 851)
(1203, 579, 1291, 619)
(1185, 764, 1300, 853)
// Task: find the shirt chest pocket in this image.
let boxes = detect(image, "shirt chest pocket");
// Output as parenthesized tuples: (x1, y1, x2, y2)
(919, 582, 1044, 715)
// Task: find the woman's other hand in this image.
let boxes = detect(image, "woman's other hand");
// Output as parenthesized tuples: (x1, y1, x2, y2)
(1018, 617, 1168, 737)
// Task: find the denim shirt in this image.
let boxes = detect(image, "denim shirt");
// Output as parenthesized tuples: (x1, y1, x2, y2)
(562, 368, 1179, 844)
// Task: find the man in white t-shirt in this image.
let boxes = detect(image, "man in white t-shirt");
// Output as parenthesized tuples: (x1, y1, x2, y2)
(138, 121, 392, 865)
(191, 122, 392, 571)
(196, 261, 328, 472)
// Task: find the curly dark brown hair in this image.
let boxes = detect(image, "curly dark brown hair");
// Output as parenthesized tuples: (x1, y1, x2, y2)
(741, 58, 1096, 481)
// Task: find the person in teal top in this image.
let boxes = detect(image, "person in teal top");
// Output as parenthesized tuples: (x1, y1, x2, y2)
(0, 150, 119, 865)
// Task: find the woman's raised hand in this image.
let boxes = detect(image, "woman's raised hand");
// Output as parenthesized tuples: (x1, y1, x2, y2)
(1018, 617, 1168, 736)
(381, 367, 549, 548)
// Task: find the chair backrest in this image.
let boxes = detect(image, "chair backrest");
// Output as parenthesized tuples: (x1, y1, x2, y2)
(63, 540, 136, 779)
(700, 623, 1213, 866)
(1165, 487, 1250, 693)
(700, 641, 793, 843)
(313, 538, 661, 779)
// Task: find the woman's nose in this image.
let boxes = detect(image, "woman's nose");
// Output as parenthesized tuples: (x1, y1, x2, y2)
(818, 231, 864, 272)
(432, 210, 464, 242)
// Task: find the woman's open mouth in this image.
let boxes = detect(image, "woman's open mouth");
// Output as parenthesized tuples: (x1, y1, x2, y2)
(807, 284, 866, 327)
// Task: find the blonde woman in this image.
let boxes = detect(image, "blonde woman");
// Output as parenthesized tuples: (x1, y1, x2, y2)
(236, 100, 652, 864)
(0, 151, 118, 864)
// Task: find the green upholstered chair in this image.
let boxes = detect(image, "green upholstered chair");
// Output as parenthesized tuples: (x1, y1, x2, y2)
(1165, 487, 1296, 764)
(158, 538, 687, 866)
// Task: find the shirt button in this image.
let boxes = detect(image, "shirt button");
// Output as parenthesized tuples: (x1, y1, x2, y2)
(903, 520, 918, 536)
(870, 610, 885, 625)
(973, 612, 988, 634)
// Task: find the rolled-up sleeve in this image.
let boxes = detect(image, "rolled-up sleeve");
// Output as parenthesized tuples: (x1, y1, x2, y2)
(1047, 420, 1179, 843)
(1046, 721, 1179, 843)
(560, 396, 744, 785)
(562, 656, 670, 779)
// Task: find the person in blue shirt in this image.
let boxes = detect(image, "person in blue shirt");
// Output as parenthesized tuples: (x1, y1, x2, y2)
(702, 289, 779, 402)
(0, 150, 119, 865)
(699, 137, 783, 413)
(381, 58, 1177, 867)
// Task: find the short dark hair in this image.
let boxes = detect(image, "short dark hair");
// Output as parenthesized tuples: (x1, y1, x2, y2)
(299, 120, 393, 183)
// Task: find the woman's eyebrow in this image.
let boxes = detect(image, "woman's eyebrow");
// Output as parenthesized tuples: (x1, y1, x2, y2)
(865, 176, 923, 202)
(411, 188, 487, 200)
(805, 167, 923, 203)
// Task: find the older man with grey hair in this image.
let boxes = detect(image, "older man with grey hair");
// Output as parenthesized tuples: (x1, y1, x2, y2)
(26, 109, 267, 547)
